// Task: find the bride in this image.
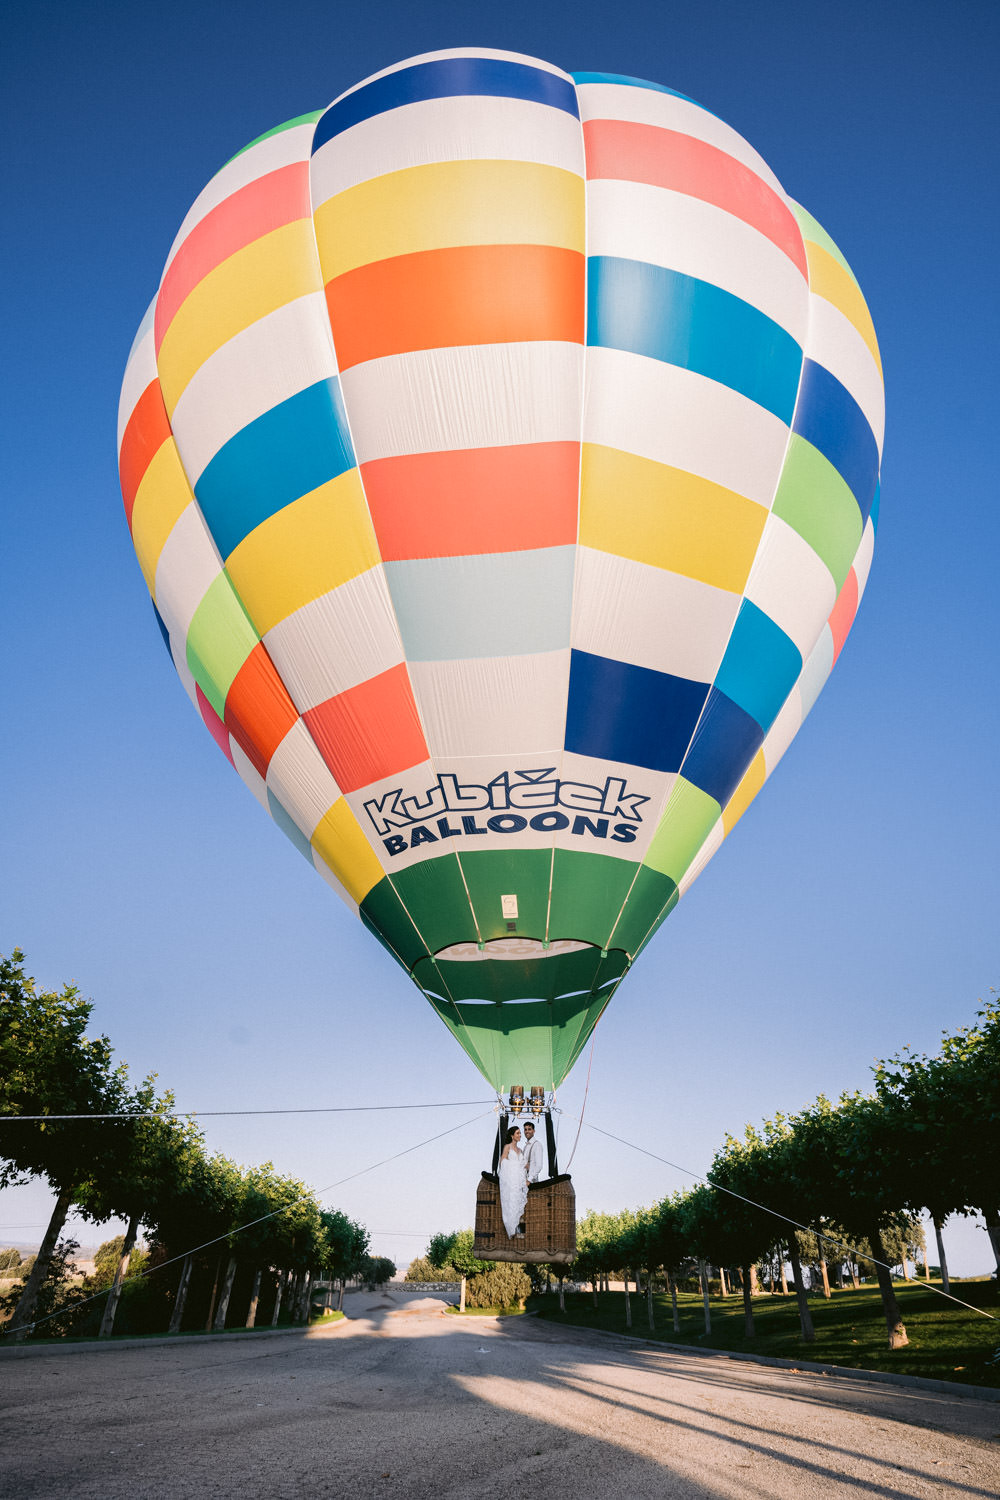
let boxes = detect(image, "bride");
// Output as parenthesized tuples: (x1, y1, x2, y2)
(498, 1125, 528, 1238)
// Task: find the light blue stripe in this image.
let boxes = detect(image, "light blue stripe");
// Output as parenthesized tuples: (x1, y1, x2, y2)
(587, 256, 802, 423)
(572, 72, 709, 113)
(267, 790, 315, 862)
(714, 600, 802, 733)
(384, 548, 576, 661)
(194, 379, 356, 559)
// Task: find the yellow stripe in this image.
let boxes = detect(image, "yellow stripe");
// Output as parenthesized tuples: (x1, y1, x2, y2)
(806, 243, 882, 373)
(580, 444, 766, 593)
(224, 470, 380, 635)
(131, 440, 194, 594)
(722, 749, 766, 834)
(157, 221, 320, 415)
(313, 160, 585, 281)
(311, 798, 385, 903)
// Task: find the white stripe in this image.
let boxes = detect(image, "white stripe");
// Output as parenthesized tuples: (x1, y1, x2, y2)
(743, 513, 837, 659)
(341, 341, 583, 463)
(408, 650, 570, 758)
(152, 502, 223, 638)
(586, 179, 808, 342)
(584, 346, 790, 508)
(311, 94, 584, 202)
(853, 518, 876, 600)
(230, 738, 270, 810)
(163, 123, 316, 274)
(572, 548, 740, 682)
(263, 567, 404, 710)
(169, 293, 337, 484)
(798, 626, 835, 719)
(267, 719, 343, 838)
(575, 82, 786, 197)
(118, 314, 157, 448)
(806, 295, 885, 451)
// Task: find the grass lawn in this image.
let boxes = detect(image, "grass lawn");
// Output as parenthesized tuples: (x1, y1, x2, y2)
(528, 1280, 1000, 1389)
(445, 1304, 526, 1317)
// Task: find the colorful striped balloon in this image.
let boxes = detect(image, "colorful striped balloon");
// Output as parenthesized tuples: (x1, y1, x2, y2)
(119, 49, 883, 1092)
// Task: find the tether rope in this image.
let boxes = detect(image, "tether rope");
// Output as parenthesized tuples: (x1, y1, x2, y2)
(0, 1100, 493, 1123)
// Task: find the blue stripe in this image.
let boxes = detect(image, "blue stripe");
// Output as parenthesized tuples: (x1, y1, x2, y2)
(313, 58, 579, 150)
(869, 480, 881, 536)
(194, 380, 356, 559)
(793, 359, 879, 523)
(565, 651, 710, 774)
(572, 71, 708, 112)
(714, 600, 802, 734)
(152, 599, 171, 654)
(587, 257, 802, 423)
(385, 548, 575, 661)
(681, 689, 764, 807)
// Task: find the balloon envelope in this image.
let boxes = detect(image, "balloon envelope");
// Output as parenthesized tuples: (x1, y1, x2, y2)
(119, 49, 883, 1092)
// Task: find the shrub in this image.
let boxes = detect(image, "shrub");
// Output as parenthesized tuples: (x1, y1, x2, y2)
(464, 1264, 531, 1309)
(405, 1256, 457, 1282)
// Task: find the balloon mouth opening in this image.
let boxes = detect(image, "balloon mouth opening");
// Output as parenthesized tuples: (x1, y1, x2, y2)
(433, 937, 596, 963)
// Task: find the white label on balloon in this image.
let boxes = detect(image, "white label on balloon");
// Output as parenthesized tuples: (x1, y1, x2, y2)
(501, 894, 519, 920)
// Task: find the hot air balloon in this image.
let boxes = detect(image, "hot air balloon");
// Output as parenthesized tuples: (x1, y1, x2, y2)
(118, 49, 882, 1260)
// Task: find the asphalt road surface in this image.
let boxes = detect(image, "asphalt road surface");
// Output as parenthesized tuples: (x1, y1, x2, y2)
(2, 1288, 999, 1499)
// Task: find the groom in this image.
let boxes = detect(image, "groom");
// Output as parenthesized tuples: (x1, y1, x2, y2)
(522, 1120, 548, 1183)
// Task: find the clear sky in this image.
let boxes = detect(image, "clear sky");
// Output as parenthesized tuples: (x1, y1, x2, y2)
(3, 0, 999, 1278)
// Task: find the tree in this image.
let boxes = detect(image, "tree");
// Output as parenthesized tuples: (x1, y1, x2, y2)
(426, 1229, 492, 1277)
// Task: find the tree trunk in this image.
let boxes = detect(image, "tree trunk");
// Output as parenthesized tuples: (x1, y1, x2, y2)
(786, 1240, 815, 1343)
(647, 1271, 655, 1330)
(848, 1259, 860, 1290)
(698, 1260, 711, 1336)
(933, 1216, 950, 1293)
(271, 1269, 286, 1327)
(212, 1255, 238, 1331)
(779, 1259, 788, 1295)
(10, 1185, 74, 1342)
(921, 1246, 930, 1281)
(749, 1264, 759, 1296)
(338, 1278, 345, 1312)
(818, 1258, 831, 1299)
(719, 1266, 728, 1298)
(669, 1271, 680, 1332)
(741, 1264, 755, 1338)
(623, 1273, 632, 1329)
(205, 1252, 224, 1331)
(901, 1253, 911, 1281)
(99, 1210, 140, 1338)
(246, 1267, 262, 1328)
(981, 1207, 1000, 1274)
(297, 1270, 314, 1323)
(592, 1279, 598, 1308)
(869, 1224, 908, 1348)
(558, 1277, 565, 1313)
(169, 1254, 194, 1334)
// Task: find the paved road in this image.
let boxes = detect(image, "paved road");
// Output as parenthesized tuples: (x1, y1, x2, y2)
(2, 1289, 999, 1498)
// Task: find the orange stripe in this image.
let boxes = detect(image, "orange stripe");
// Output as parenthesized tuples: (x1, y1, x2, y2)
(224, 642, 299, 779)
(828, 568, 859, 665)
(583, 119, 807, 278)
(155, 163, 311, 351)
(304, 663, 428, 794)
(360, 441, 580, 560)
(119, 380, 171, 529)
(326, 244, 585, 370)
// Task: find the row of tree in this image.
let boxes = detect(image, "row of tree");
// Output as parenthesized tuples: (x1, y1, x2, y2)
(0, 950, 371, 1341)
(574, 996, 1000, 1349)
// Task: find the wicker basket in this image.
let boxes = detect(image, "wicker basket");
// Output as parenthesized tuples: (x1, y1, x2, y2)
(473, 1172, 576, 1265)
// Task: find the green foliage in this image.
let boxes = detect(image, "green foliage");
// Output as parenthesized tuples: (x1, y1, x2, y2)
(360, 1256, 396, 1286)
(0, 1240, 79, 1337)
(92, 1235, 148, 1287)
(464, 1263, 531, 1310)
(426, 1228, 493, 1276)
(404, 1256, 456, 1282)
(16, 1254, 37, 1281)
(0, 1248, 22, 1272)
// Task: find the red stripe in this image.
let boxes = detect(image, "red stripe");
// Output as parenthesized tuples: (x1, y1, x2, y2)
(196, 685, 235, 766)
(119, 380, 171, 530)
(224, 643, 299, 779)
(155, 162, 311, 351)
(304, 664, 428, 794)
(583, 119, 807, 277)
(828, 568, 859, 665)
(361, 442, 580, 560)
(326, 244, 585, 370)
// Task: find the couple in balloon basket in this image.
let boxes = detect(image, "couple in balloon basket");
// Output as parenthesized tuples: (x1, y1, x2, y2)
(498, 1120, 547, 1238)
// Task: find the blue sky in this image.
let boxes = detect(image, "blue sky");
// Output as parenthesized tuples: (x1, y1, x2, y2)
(3, 0, 999, 1277)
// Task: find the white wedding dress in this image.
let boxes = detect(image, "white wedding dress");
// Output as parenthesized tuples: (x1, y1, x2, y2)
(498, 1146, 528, 1237)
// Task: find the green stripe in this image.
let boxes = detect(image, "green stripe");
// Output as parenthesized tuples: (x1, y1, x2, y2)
(791, 202, 855, 280)
(772, 433, 863, 591)
(225, 110, 325, 164)
(643, 778, 720, 885)
(185, 574, 259, 719)
(459, 849, 551, 941)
